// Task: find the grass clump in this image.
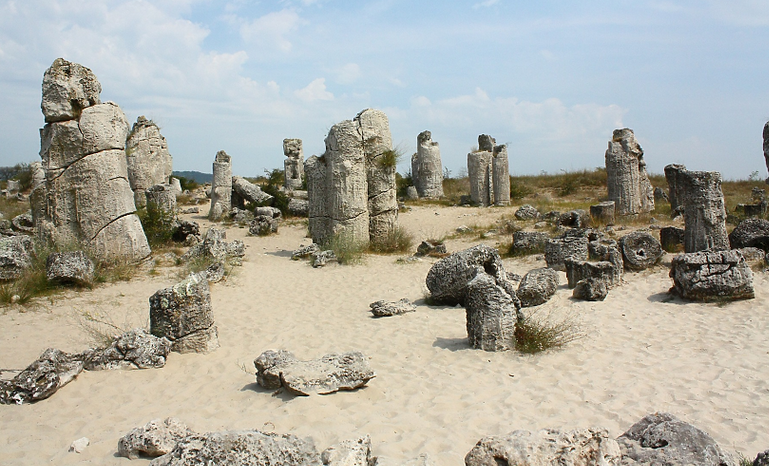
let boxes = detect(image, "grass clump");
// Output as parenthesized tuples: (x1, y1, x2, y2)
(137, 205, 176, 248)
(369, 226, 415, 254)
(322, 233, 367, 265)
(379, 149, 402, 169)
(514, 309, 584, 354)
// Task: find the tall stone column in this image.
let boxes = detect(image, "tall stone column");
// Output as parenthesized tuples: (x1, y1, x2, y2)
(606, 129, 641, 215)
(763, 121, 769, 183)
(208, 150, 232, 221)
(411, 130, 444, 199)
(283, 138, 304, 190)
(468, 150, 493, 206)
(492, 144, 511, 206)
(126, 116, 173, 208)
(664, 163, 686, 214)
(678, 170, 729, 252)
(305, 155, 331, 244)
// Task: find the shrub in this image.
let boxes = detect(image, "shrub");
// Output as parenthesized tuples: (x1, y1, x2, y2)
(137, 205, 175, 248)
(369, 227, 414, 254)
(514, 308, 584, 354)
(322, 233, 366, 265)
(259, 168, 291, 216)
(379, 149, 401, 169)
(175, 175, 198, 192)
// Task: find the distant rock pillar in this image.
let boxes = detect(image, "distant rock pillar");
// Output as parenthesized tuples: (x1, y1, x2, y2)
(468, 150, 493, 206)
(208, 150, 232, 221)
(468, 134, 509, 207)
(283, 138, 304, 190)
(605, 128, 654, 215)
(664, 163, 686, 214)
(763, 122, 769, 183)
(411, 130, 444, 199)
(492, 144, 510, 206)
(305, 155, 331, 244)
(678, 169, 729, 252)
(126, 116, 173, 208)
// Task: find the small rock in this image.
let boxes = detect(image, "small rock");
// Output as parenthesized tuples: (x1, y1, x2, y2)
(370, 298, 416, 317)
(69, 437, 89, 454)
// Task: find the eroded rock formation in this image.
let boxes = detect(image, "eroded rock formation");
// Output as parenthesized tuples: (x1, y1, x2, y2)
(208, 150, 232, 220)
(411, 131, 444, 199)
(605, 128, 654, 216)
(467, 134, 510, 206)
(126, 116, 173, 208)
(283, 138, 304, 190)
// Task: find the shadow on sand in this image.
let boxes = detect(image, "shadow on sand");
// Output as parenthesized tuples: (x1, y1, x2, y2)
(432, 337, 471, 352)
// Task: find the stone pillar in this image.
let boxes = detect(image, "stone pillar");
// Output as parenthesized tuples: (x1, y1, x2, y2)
(678, 169, 729, 253)
(283, 138, 304, 191)
(605, 128, 653, 216)
(764, 121, 769, 183)
(411, 130, 444, 199)
(664, 163, 686, 214)
(305, 155, 331, 244)
(492, 144, 510, 206)
(208, 150, 232, 221)
(126, 116, 173, 208)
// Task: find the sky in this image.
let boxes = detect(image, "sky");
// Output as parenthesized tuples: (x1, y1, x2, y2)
(1, 0, 768, 180)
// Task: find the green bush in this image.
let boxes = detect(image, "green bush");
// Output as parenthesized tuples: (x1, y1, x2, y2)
(137, 205, 175, 248)
(322, 233, 366, 265)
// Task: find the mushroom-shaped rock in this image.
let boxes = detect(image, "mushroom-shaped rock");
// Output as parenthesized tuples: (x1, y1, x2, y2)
(618, 231, 663, 271)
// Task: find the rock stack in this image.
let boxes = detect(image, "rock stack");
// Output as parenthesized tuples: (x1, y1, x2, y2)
(411, 130, 444, 199)
(125, 116, 173, 208)
(467, 134, 510, 206)
(283, 138, 304, 190)
(605, 128, 654, 216)
(208, 150, 232, 221)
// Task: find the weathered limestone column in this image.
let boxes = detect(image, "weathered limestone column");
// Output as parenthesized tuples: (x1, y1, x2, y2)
(283, 138, 304, 190)
(305, 155, 331, 244)
(468, 134, 508, 207)
(664, 163, 686, 214)
(492, 144, 511, 206)
(126, 116, 173, 208)
(37, 58, 150, 262)
(208, 150, 232, 221)
(411, 130, 444, 199)
(678, 169, 729, 252)
(468, 151, 492, 206)
(356, 109, 397, 245)
(605, 128, 654, 215)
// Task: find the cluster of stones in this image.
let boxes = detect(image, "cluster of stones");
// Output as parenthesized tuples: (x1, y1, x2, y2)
(410, 130, 444, 199)
(605, 128, 654, 216)
(32, 58, 151, 262)
(467, 134, 510, 206)
(305, 109, 398, 248)
(206, 151, 275, 222)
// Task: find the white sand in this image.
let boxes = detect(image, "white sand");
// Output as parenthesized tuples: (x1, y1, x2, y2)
(1, 203, 768, 465)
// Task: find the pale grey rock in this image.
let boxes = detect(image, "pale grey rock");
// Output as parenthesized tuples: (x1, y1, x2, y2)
(292, 243, 321, 260)
(169, 177, 182, 194)
(465, 427, 620, 466)
(311, 250, 338, 268)
(208, 150, 232, 220)
(145, 184, 177, 233)
(670, 250, 754, 302)
(249, 215, 279, 236)
(492, 144, 511, 206)
(288, 197, 309, 217)
(5, 180, 19, 193)
(653, 186, 669, 203)
(677, 168, 729, 252)
(149, 273, 219, 353)
(406, 185, 419, 200)
(46, 250, 94, 286)
(415, 240, 447, 256)
(467, 149, 493, 206)
(201, 260, 226, 283)
(78, 328, 171, 371)
(515, 204, 541, 220)
(181, 227, 244, 266)
(69, 437, 89, 453)
(660, 226, 685, 253)
(511, 231, 549, 256)
(125, 116, 173, 208)
(255, 206, 282, 219)
(230, 207, 253, 224)
(618, 231, 663, 271)
(565, 259, 619, 289)
(588, 237, 624, 285)
(321, 435, 374, 466)
(0, 235, 35, 280)
(573, 278, 608, 301)
(232, 176, 273, 207)
(411, 131, 444, 199)
(370, 298, 416, 317)
(425, 244, 514, 305)
(605, 128, 654, 216)
(664, 163, 687, 216)
(590, 201, 615, 224)
(284, 138, 305, 191)
(617, 412, 737, 466)
(545, 236, 589, 272)
(736, 246, 765, 263)
(0, 348, 84, 404)
(41, 58, 101, 123)
(517, 267, 559, 307)
(465, 273, 520, 352)
(253, 350, 375, 396)
(729, 218, 769, 251)
(117, 417, 193, 459)
(559, 209, 590, 228)
(149, 430, 321, 466)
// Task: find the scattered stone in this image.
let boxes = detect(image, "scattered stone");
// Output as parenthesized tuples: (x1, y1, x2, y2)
(467, 134, 510, 206)
(465, 273, 520, 352)
(590, 201, 615, 224)
(172, 219, 200, 244)
(292, 243, 321, 260)
(617, 412, 737, 466)
(618, 231, 663, 271)
(605, 128, 654, 215)
(11, 211, 33, 233)
(208, 150, 232, 220)
(311, 250, 338, 268)
(0, 348, 84, 405)
(117, 417, 194, 459)
(321, 435, 374, 466)
(456, 225, 471, 234)
(514, 204, 540, 220)
(45, 250, 94, 286)
(511, 231, 549, 256)
(425, 244, 514, 305)
(181, 228, 245, 266)
(729, 218, 769, 251)
(249, 215, 279, 236)
(253, 350, 375, 396)
(283, 138, 305, 191)
(516, 267, 559, 307)
(573, 277, 608, 301)
(544, 235, 589, 272)
(558, 210, 590, 228)
(370, 298, 416, 317)
(411, 131, 444, 199)
(232, 176, 273, 208)
(181, 207, 199, 214)
(565, 259, 619, 289)
(465, 428, 620, 466)
(126, 116, 173, 208)
(69, 437, 89, 454)
(0, 235, 35, 280)
(659, 226, 685, 253)
(415, 240, 447, 256)
(78, 328, 171, 370)
(670, 250, 754, 302)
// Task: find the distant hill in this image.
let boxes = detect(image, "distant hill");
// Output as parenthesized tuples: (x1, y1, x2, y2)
(173, 171, 212, 184)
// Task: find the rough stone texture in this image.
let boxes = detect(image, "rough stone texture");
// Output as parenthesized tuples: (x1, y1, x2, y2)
(426, 244, 514, 305)
(492, 144, 511, 206)
(284, 138, 305, 190)
(311, 250, 338, 268)
(232, 176, 273, 207)
(588, 238, 624, 286)
(653, 186, 669, 203)
(208, 150, 232, 220)
(416, 240, 447, 257)
(125, 116, 173, 208)
(605, 128, 654, 216)
(465, 428, 621, 466)
(249, 215, 279, 236)
(145, 184, 177, 234)
(253, 350, 375, 396)
(41, 58, 101, 123)
(467, 135, 510, 206)
(78, 328, 171, 371)
(172, 219, 200, 244)
(321, 435, 374, 466)
(292, 243, 321, 260)
(515, 204, 541, 220)
(0, 348, 84, 405)
(465, 273, 519, 352)
(676, 169, 729, 252)
(754, 450, 769, 466)
(729, 218, 769, 251)
(565, 259, 619, 289)
(374, 454, 434, 466)
(764, 121, 769, 183)
(617, 412, 737, 466)
(370, 298, 416, 317)
(11, 211, 34, 233)
(406, 186, 419, 200)
(736, 246, 766, 263)
(511, 231, 549, 256)
(411, 130, 444, 199)
(516, 267, 559, 307)
(545, 236, 589, 272)
(590, 201, 616, 224)
(148, 430, 321, 466)
(117, 417, 193, 459)
(149, 273, 219, 354)
(289, 197, 309, 217)
(0, 235, 35, 280)
(46, 250, 94, 286)
(660, 226, 685, 253)
(618, 231, 663, 271)
(559, 210, 590, 228)
(181, 227, 245, 266)
(573, 278, 608, 301)
(664, 163, 687, 216)
(670, 250, 754, 302)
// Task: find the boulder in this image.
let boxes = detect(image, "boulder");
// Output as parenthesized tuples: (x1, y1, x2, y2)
(288, 197, 309, 217)
(590, 201, 615, 224)
(659, 226, 685, 253)
(618, 231, 663, 271)
(425, 244, 514, 305)
(565, 259, 620, 289)
(587, 238, 624, 285)
(249, 215, 279, 236)
(516, 267, 559, 307)
(311, 250, 338, 268)
(321, 435, 374, 466)
(181, 227, 245, 266)
(148, 430, 321, 466)
(11, 211, 34, 233)
(677, 168, 729, 252)
(46, 250, 94, 286)
(118, 417, 193, 459)
(292, 243, 321, 260)
(0, 235, 35, 280)
(415, 240, 447, 257)
(465, 428, 620, 466)
(729, 218, 769, 251)
(78, 328, 171, 370)
(149, 273, 219, 353)
(617, 412, 737, 466)
(670, 250, 754, 302)
(0, 348, 84, 404)
(283, 138, 305, 191)
(172, 219, 200, 244)
(514, 204, 540, 220)
(253, 350, 375, 396)
(411, 131, 444, 199)
(573, 278, 608, 301)
(41, 58, 101, 123)
(465, 273, 520, 352)
(232, 176, 273, 206)
(370, 298, 416, 317)
(754, 450, 769, 466)
(544, 236, 589, 272)
(511, 231, 549, 255)
(558, 210, 590, 228)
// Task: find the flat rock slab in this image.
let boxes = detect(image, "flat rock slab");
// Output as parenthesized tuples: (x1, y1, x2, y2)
(254, 350, 375, 396)
(370, 298, 416, 317)
(0, 348, 84, 405)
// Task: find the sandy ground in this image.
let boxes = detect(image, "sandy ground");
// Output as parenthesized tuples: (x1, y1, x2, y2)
(1, 203, 768, 465)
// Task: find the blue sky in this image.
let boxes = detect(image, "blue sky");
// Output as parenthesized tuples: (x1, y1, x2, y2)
(1, 0, 768, 180)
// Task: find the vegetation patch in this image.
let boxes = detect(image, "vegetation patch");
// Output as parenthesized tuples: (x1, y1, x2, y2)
(514, 308, 584, 354)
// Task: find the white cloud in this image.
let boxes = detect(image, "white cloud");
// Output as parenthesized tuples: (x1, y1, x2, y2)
(294, 78, 334, 102)
(239, 9, 301, 53)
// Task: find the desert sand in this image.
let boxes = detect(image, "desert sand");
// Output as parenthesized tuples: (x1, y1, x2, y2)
(1, 203, 768, 465)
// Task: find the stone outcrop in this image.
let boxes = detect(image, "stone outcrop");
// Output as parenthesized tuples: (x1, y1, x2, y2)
(416, 240, 447, 257)
(605, 128, 654, 216)
(78, 328, 171, 371)
(588, 237, 624, 285)
(617, 412, 737, 466)
(664, 163, 686, 216)
(117, 417, 194, 460)
(283, 138, 304, 190)
(370, 298, 416, 317)
(729, 218, 769, 251)
(467, 134, 510, 206)
(208, 150, 232, 220)
(35, 58, 150, 262)
(0, 235, 35, 280)
(465, 428, 621, 466)
(254, 350, 375, 396)
(125, 116, 173, 208)
(511, 231, 549, 256)
(411, 131, 444, 199)
(558, 210, 590, 228)
(676, 168, 729, 252)
(465, 273, 520, 352)
(45, 250, 94, 286)
(618, 231, 663, 271)
(670, 250, 754, 302)
(0, 348, 84, 404)
(516, 267, 559, 307)
(149, 273, 219, 353)
(145, 184, 177, 234)
(565, 259, 619, 290)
